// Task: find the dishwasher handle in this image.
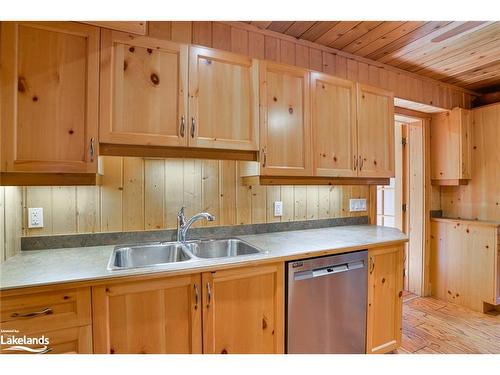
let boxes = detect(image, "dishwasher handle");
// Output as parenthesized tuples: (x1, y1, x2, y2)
(294, 260, 365, 281)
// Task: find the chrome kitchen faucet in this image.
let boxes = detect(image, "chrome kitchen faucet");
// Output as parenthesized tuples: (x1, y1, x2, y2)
(177, 207, 216, 242)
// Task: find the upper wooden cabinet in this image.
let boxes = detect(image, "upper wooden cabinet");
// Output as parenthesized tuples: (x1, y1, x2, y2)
(259, 61, 312, 176)
(0, 22, 99, 174)
(366, 245, 404, 354)
(92, 274, 202, 354)
(188, 47, 259, 151)
(202, 263, 284, 354)
(311, 72, 357, 177)
(99, 30, 188, 148)
(356, 84, 395, 178)
(431, 108, 472, 184)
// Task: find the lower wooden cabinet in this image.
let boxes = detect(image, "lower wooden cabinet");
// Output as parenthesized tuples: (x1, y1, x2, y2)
(0, 287, 92, 354)
(91, 263, 284, 354)
(202, 263, 284, 354)
(366, 245, 404, 354)
(92, 274, 202, 354)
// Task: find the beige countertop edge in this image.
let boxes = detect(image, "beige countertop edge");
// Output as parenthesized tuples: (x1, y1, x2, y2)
(0, 237, 408, 295)
(431, 217, 500, 227)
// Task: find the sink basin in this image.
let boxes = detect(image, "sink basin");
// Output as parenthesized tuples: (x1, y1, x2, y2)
(108, 243, 191, 270)
(187, 239, 262, 259)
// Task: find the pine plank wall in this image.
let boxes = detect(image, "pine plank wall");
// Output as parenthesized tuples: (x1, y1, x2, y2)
(22, 157, 370, 237)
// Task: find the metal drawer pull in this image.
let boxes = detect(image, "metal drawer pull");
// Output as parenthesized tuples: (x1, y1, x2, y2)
(206, 282, 212, 308)
(89, 137, 95, 162)
(194, 284, 199, 310)
(369, 257, 375, 274)
(180, 116, 185, 137)
(11, 307, 53, 318)
(191, 117, 196, 138)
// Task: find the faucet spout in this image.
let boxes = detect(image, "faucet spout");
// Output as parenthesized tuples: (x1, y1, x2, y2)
(177, 208, 216, 242)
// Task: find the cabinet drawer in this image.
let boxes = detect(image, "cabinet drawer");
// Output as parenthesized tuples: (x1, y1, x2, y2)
(0, 325, 92, 354)
(0, 288, 91, 333)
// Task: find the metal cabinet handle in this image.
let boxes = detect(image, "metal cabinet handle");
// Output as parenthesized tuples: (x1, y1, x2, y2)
(206, 281, 211, 308)
(369, 256, 375, 274)
(191, 117, 196, 138)
(353, 155, 358, 170)
(194, 284, 199, 310)
(359, 155, 364, 171)
(89, 137, 95, 162)
(180, 116, 185, 138)
(262, 148, 267, 168)
(11, 307, 53, 318)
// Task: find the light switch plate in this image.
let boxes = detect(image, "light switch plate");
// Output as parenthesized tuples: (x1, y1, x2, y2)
(274, 201, 283, 217)
(349, 199, 367, 212)
(28, 207, 44, 228)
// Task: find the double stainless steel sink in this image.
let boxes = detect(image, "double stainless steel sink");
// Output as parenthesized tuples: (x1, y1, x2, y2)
(108, 238, 264, 270)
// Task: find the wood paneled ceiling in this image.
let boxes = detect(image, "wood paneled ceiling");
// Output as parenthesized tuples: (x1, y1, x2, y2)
(245, 21, 500, 92)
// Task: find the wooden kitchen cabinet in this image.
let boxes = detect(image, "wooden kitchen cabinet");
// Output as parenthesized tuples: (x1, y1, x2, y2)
(202, 263, 284, 354)
(0, 286, 92, 354)
(259, 61, 312, 176)
(430, 218, 499, 312)
(431, 108, 472, 185)
(311, 72, 357, 177)
(99, 30, 188, 148)
(0, 22, 99, 175)
(366, 245, 404, 354)
(92, 274, 202, 354)
(356, 84, 395, 178)
(188, 46, 259, 151)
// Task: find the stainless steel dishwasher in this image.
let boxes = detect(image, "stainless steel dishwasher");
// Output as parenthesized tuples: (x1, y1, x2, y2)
(286, 250, 368, 354)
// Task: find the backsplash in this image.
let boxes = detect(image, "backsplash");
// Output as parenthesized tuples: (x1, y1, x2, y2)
(22, 156, 371, 237)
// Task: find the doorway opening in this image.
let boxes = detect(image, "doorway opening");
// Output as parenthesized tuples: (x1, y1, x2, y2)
(377, 114, 428, 296)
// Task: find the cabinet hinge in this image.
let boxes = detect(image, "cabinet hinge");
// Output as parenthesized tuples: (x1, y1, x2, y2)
(402, 137, 407, 146)
(402, 203, 407, 212)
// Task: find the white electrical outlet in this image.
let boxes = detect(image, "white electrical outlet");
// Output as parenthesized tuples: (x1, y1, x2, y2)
(274, 201, 283, 217)
(28, 207, 44, 228)
(349, 199, 367, 212)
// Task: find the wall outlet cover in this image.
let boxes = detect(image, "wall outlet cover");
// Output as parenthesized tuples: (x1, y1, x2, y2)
(349, 199, 367, 212)
(28, 207, 44, 228)
(274, 201, 283, 217)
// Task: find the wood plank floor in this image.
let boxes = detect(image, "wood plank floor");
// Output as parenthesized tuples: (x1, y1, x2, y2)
(396, 292, 500, 354)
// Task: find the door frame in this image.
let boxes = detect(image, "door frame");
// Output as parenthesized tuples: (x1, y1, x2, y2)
(394, 107, 433, 296)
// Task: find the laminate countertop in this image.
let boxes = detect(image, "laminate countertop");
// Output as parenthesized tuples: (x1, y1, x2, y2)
(0, 225, 407, 291)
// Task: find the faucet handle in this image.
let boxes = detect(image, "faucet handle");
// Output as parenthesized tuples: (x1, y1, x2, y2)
(177, 206, 186, 225)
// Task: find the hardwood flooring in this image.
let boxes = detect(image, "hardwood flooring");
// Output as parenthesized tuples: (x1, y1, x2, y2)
(397, 292, 500, 354)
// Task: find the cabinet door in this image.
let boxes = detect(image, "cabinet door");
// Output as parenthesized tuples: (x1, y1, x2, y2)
(311, 72, 357, 177)
(259, 61, 312, 176)
(202, 263, 284, 354)
(189, 46, 258, 150)
(100, 30, 188, 147)
(357, 84, 395, 178)
(366, 245, 404, 354)
(0, 22, 99, 173)
(92, 274, 202, 354)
